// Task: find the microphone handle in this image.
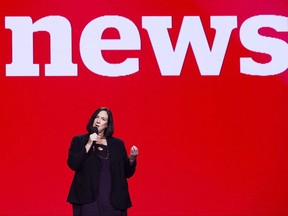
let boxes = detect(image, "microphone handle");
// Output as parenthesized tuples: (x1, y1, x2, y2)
(91, 141, 96, 151)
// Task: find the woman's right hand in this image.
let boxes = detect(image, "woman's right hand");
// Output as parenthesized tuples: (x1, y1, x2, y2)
(85, 133, 97, 152)
(89, 133, 97, 144)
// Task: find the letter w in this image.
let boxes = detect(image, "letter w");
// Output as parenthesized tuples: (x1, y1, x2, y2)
(142, 16, 237, 76)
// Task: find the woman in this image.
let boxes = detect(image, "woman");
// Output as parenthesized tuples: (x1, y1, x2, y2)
(67, 107, 139, 216)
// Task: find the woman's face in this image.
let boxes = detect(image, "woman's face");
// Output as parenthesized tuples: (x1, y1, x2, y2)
(93, 110, 108, 135)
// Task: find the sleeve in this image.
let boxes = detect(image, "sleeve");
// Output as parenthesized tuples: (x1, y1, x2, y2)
(67, 136, 87, 171)
(120, 140, 137, 178)
(126, 157, 137, 178)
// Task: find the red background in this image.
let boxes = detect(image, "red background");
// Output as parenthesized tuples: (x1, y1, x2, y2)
(0, 0, 288, 215)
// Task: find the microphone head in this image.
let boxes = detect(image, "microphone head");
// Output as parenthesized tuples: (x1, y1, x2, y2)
(91, 126, 98, 134)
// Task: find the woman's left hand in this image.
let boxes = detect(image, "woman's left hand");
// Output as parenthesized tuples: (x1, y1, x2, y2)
(130, 145, 139, 157)
(129, 146, 139, 163)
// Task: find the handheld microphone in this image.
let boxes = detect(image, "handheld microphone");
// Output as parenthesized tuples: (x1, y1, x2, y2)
(91, 126, 98, 135)
(90, 126, 98, 152)
(91, 126, 98, 145)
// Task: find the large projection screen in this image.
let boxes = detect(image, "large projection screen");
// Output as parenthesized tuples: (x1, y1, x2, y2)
(0, 0, 287, 215)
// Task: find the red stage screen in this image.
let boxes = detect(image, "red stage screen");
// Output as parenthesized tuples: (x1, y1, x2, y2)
(0, 0, 287, 215)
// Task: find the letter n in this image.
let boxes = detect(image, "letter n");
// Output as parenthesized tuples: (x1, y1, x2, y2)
(5, 16, 77, 76)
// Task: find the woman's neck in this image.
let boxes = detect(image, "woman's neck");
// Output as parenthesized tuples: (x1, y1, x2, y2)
(98, 132, 105, 139)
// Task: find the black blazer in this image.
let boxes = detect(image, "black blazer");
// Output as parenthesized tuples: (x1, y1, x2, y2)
(67, 134, 137, 210)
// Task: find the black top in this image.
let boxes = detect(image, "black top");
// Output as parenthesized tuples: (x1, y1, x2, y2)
(94, 144, 109, 160)
(67, 134, 137, 210)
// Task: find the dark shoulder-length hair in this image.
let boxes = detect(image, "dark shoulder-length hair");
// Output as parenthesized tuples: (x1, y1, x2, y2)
(86, 107, 114, 138)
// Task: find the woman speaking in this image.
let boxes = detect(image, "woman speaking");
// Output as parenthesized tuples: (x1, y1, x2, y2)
(67, 107, 139, 216)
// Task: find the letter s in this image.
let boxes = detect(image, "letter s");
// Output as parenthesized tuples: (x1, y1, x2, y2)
(240, 15, 288, 76)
